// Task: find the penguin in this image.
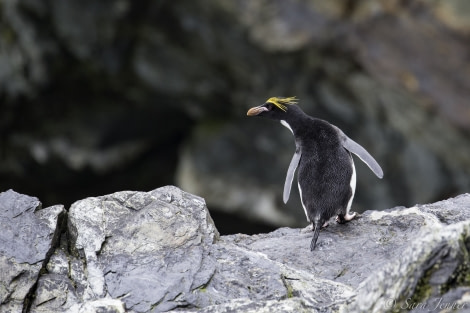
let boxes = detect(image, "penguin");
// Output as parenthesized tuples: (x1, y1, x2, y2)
(247, 97, 383, 251)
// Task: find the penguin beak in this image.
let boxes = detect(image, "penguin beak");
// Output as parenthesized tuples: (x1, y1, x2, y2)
(247, 105, 268, 116)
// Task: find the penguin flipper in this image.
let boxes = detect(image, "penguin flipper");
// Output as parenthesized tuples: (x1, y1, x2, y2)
(283, 148, 301, 203)
(336, 128, 384, 179)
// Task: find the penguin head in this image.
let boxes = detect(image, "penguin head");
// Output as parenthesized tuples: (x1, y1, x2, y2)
(247, 97, 298, 120)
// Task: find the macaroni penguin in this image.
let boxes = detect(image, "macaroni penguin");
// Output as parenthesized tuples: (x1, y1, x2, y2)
(247, 97, 383, 251)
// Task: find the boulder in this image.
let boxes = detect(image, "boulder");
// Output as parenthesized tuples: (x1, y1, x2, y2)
(1, 187, 470, 313)
(0, 190, 66, 313)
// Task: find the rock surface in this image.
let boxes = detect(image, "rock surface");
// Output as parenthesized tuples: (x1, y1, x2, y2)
(0, 190, 66, 313)
(1, 187, 470, 313)
(1, 1, 470, 233)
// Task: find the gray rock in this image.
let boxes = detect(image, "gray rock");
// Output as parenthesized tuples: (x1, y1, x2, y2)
(66, 299, 126, 313)
(2, 187, 470, 313)
(66, 186, 219, 312)
(0, 189, 65, 313)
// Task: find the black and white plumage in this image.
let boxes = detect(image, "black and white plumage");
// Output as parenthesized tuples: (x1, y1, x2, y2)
(247, 97, 383, 251)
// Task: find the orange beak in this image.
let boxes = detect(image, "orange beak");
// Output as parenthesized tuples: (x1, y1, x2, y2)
(247, 106, 268, 116)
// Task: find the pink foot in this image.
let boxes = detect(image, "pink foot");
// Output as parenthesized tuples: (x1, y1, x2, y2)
(336, 212, 356, 224)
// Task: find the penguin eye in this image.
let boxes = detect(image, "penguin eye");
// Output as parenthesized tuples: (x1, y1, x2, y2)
(266, 103, 273, 111)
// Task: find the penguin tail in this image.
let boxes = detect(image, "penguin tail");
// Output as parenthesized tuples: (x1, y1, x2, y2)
(310, 220, 322, 251)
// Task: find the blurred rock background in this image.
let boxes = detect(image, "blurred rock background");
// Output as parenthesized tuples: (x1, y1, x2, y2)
(1, 0, 469, 234)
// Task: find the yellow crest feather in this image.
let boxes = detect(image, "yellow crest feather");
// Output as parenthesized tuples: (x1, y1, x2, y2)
(266, 96, 298, 112)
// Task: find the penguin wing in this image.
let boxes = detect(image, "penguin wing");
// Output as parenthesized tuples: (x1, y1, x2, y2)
(336, 127, 384, 179)
(283, 147, 301, 203)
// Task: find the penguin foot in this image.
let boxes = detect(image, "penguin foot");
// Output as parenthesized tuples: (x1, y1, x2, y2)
(322, 221, 329, 228)
(336, 212, 356, 224)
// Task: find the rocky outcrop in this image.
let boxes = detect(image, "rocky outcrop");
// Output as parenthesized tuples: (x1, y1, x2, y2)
(0, 190, 66, 313)
(1, 187, 470, 313)
(1, 1, 470, 232)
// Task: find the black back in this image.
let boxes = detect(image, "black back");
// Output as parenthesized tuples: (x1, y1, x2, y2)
(296, 117, 352, 221)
